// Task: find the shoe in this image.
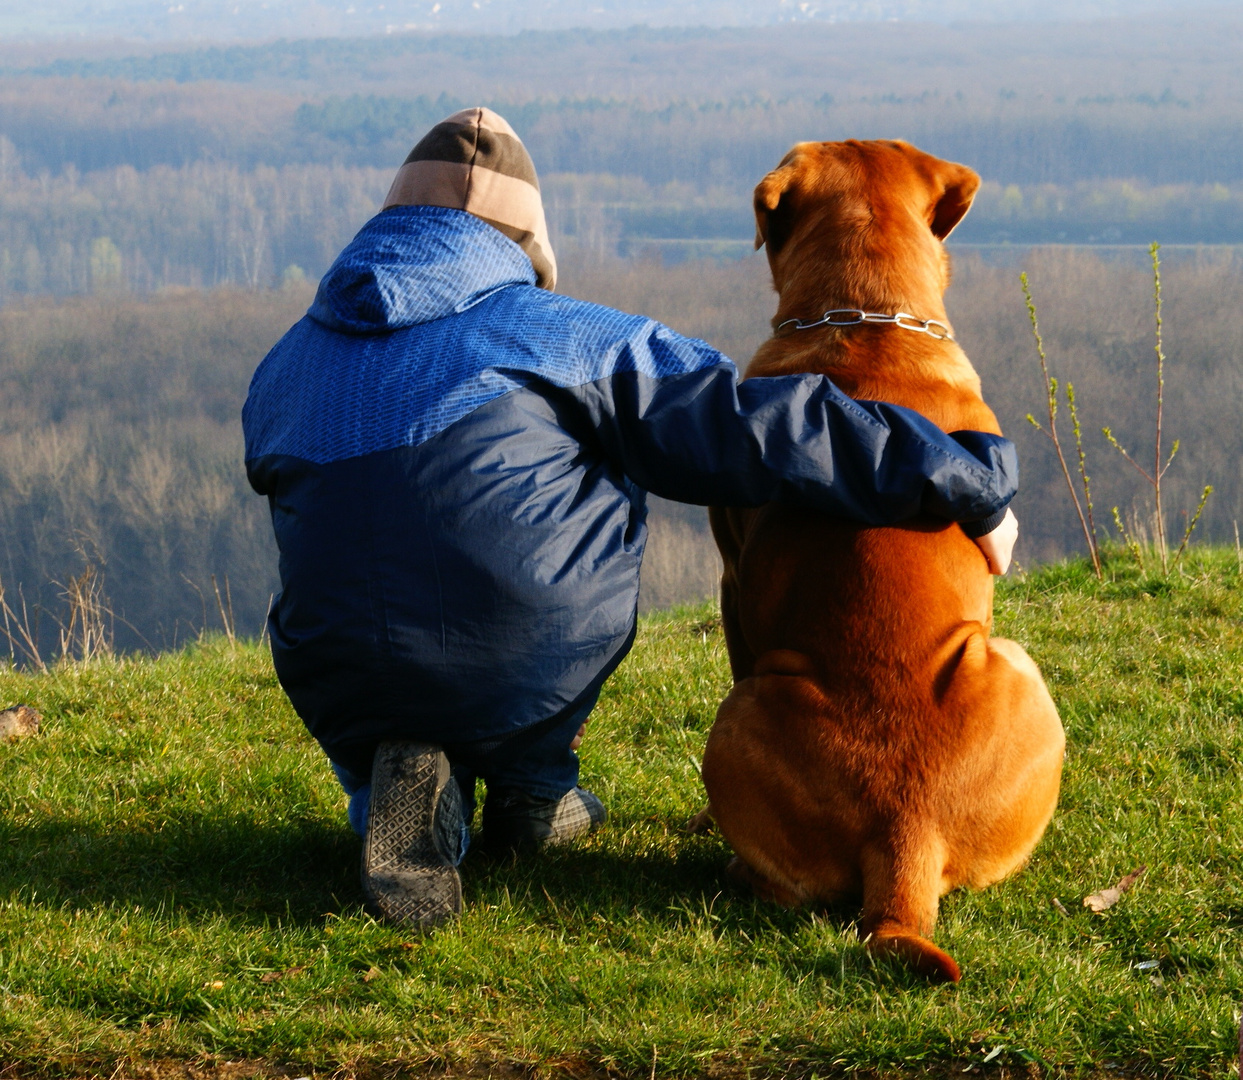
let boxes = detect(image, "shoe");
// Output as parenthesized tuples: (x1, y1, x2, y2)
(362, 741, 464, 930)
(480, 786, 607, 853)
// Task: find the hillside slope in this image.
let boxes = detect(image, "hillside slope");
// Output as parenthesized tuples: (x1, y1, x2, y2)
(1, 552, 1240, 1076)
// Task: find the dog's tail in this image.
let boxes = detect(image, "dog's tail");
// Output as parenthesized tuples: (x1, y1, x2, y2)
(859, 835, 961, 983)
(864, 919, 961, 983)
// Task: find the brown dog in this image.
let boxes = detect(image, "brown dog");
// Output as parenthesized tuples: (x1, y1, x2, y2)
(700, 140, 1064, 983)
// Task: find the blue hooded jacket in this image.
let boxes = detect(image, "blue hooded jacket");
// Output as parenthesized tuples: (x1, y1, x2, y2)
(244, 205, 1017, 774)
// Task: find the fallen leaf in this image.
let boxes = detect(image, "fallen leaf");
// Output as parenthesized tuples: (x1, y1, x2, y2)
(362, 965, 382, 983)
(1084, 865, 1147, 913)
(0, 704, 41, 744)
(259, 966, 305, 983)
(1050, 897, 1071, 917)
(203, 980, 224, 990)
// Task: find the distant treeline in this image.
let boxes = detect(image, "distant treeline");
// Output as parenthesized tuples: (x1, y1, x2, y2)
(0, 156, 389, 295)
(4, 78, 1243, 189)
(3, 15, 1243, 302)
(4, 13, 1243, 189)
(1, 249, 1239, 657)
(10, 17, 1238, 117)
(1, 157, 1242, 301)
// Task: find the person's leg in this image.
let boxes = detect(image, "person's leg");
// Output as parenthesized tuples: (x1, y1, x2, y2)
(331, 761, 371, 838)
(359, 742, 468, 928)
(455, 677, 608, 852)
(332, 756, 476, 846)
(476, 699, 588, 798)
(326, 739, 473, 931)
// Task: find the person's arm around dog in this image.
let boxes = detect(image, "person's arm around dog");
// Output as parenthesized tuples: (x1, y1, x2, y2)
(969, 506, 1018, 575)
(563, 320, 1018, 548)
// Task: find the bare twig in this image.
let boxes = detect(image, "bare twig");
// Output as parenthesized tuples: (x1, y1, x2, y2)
(1111, 507, 1145, 571)
(1, 580, 12, 667)
(1150, 242, 1168, 572)
(1101, 244, 1210, 576)
(54, 562, 113, 663)
(259, 593, 274, 645)
(1066, 381, 1099, 557)
(1022, 272, 1101, 578)
(1102, 427, 1154, 483)
(1171, 485, 1212, 571)
(182, 575, 208, 640)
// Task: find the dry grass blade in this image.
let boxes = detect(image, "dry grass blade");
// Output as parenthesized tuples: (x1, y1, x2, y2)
(56, 561, 113, 663)
(0, 580, 45, 671)
(1084, 865, 1147, 913)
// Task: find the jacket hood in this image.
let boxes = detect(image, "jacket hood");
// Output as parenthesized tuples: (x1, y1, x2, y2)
(307, 205, 537, 335)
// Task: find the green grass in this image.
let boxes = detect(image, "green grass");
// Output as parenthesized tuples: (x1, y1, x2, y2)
(2, 551, 1242, 1078)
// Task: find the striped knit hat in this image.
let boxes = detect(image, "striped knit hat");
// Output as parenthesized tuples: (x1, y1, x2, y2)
(383, 107, 557, 290)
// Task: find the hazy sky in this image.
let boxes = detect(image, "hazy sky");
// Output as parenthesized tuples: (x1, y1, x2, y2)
(4, 0, 1239, 42)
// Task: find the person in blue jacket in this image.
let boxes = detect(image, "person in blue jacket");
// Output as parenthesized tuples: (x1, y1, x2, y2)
(243, 108, 1019, 931)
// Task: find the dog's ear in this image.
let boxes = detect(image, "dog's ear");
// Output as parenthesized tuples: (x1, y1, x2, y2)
(928, 161, 980, 240)
(753, 162, 801, 254)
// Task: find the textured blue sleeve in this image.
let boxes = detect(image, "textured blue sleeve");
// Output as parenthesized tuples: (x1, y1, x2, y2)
(568, 360, 1018, 526)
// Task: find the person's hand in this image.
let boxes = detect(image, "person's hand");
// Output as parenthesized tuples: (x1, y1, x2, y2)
(972, 507, 1018, 575)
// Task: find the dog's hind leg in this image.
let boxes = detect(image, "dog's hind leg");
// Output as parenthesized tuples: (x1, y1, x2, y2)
(858, 830, 961, 983)
(710, 506, 758, 681)
(704, 670, 859, 908)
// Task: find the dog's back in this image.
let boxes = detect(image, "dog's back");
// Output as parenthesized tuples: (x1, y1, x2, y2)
(702, 141, 1064, 983)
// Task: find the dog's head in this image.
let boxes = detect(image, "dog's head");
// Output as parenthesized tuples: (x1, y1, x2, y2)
(753, 140, 979, 316)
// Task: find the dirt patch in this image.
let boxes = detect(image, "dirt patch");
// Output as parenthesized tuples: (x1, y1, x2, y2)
(0, 1058, 1165, 1080)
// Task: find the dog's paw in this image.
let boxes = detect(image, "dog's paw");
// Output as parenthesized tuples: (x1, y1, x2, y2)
(685, 806, 716, 834)
(725, 856, 804, 908)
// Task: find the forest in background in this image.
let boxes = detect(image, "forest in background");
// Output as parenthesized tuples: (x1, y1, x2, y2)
(0, 11, 1241, 654)
(1, 15, 1243, 298)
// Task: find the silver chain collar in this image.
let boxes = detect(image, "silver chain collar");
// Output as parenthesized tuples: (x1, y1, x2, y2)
(776, 308, 954, 341)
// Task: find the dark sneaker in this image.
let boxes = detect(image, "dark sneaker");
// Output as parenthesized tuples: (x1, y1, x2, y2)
(480, 786, 607, 853)
(362, 741, 464, 930)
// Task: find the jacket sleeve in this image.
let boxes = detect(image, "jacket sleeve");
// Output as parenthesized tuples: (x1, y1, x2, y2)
(564, 330, 1017, 528)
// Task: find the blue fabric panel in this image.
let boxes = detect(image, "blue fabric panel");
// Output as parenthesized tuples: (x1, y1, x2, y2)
(245, 285, 729, 467)
(573, 366, 1018, 525)
(244, 204, 732, 467)
(249, 386, 650, 766)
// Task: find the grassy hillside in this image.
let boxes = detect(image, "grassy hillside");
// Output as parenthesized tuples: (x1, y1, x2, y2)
(1, 552, 1240, 1077)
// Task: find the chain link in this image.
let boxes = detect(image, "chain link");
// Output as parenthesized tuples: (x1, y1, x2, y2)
(776, 308, 954, 341)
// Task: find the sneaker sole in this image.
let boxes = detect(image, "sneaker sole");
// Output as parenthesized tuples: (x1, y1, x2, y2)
(362, 742, 463, 930)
